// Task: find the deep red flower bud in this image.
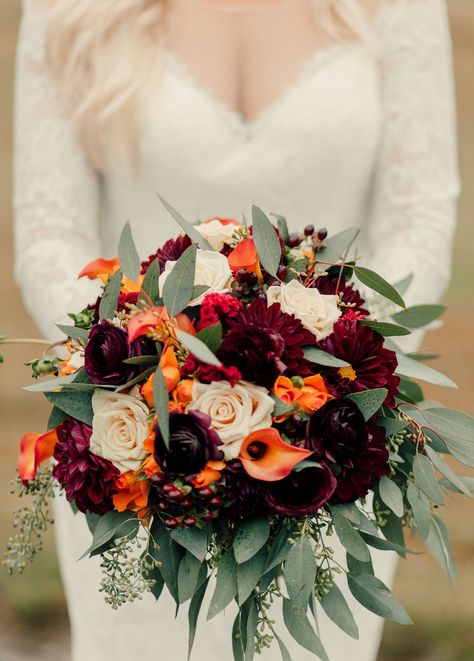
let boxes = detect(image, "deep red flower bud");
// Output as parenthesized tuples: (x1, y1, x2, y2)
(287, 232, 302, 248)
(208, 495, 222, 508)
(201, 511, 217, 522)
(198, 486, 216, 499)
(180, 497, 193, 510)
(183, 516, 197, 527)
(304, 224, 315, 236)
(317, 228, 328, 240)
(164, 516, 179, 529)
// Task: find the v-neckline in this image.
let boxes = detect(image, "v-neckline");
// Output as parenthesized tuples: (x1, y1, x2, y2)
(163, 42, 363, 139)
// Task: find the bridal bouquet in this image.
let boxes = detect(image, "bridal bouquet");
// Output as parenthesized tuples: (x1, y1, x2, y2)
(5, 200, 474, 660)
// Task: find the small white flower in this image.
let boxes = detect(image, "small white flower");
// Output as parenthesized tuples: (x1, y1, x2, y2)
(89, 388, 150, 473)
(188, 380, 275, 460)
(159, 249, 231, 305)
(267, 279, 341, 340)
(195, 218, 241, 251)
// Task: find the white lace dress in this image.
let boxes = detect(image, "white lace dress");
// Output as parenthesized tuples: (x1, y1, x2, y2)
(13, 1, 459, 660)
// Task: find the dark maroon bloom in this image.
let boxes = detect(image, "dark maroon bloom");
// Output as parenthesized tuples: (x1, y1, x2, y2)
(218, 299, 315, 388)
(154, 411, 222, 476)
(333, 423, 390, 503)
(84, 321, 142, 385)
(310, 276, 368, 317)
(141, 234, 192, 274)
(117, 291, 139, 312)
(182, 354, 242, 386)
(315, 319, 400, 407)
(266, 463, 337, 516)
(306, 399, 368, 464)
(53, 418, 119, 514)
(221, 460, 268, 521)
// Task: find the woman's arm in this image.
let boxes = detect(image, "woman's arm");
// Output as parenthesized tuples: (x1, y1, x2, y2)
(366, 0, 460, 310)
(13, 0, 102, 339)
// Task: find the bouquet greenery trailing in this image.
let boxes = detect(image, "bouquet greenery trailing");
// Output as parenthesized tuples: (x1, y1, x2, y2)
(4, 200, 474, 661)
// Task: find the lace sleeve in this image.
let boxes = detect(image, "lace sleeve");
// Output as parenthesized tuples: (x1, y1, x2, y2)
(13, 0, 102, 340)
(365, 0, 460, 310)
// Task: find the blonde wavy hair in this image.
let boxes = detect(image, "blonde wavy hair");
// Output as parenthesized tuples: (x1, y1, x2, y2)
(46, 0, 373, 170)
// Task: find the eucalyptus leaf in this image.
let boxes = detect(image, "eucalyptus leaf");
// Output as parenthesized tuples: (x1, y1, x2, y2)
(47, 405, 68, 430)
(406, 483, 431, 539)
(245, 598, 259, 661)
(376, 417, 409, 436)
(118, 221, 140, 281)
(207, 551, 239, 619)
(178, 552, 202, 603)
(81, 510, 139, 558)
(425, 446, 472, 497)
(139, 257, 161, 306)
(263, 525, 292, 574)
(360, 320, 411, 337)
(352, 266, 406, 309)
(171, 526, 209, 562)
(157, 194, 213, 250)
(23, 373, 77, 392)
(347, 574, 412, 624)
(57, 324, 90, 344)
(176, 329, 222, 367)
(346, 388, 388, 421)
(251, 205, 281, 278)
(154, 366, 170, 449)
(317, 227, 359, 269)
(359, 532, 415, 557)
(320, 583, 359, 640)
(425, 515, 456, 577)
(413, 453, 444, 505)
(162, 243, 197, 317)
(196, 323, 223, 353)
(282, 599, 329, 661)
(284, 536, 316, 605)
(274, 631, 292, 661)
(439, 476, 474, 495)
(237, 547, 267, 605)
(378, 476, 404, 517)
(99, 270, 122, 321)
(188, 577, 209, 660)
(122, 355, 160, 367)
(330, 506, 371, 562)
(392, 304, 445, 329)
(272, 213, 289, 243)
(395, 353, 457, 389)
(151, 522, 184, 604)
(115, 366, 154, 393)
(234, 518, 270, 564)
(45, 388, 93, 426)
(303, 347, 350, 368)
(422, 407, 474, 444)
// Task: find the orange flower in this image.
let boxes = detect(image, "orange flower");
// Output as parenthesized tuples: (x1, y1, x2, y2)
(191, 461, 226, 488)
(239, 428, 312, 482)
(171, 378, 194, 413)
(78, 257, 120, 283)
(140, 346, 181, 406)
(142, 454, 161, 479)
(18, 428, 58, 484)
(127, 306, 195, 343)
(121, 273, 145, 294)
(272, 374, 332, 419)
(113, 471, 149, 515)
(228, 238, 262, 278)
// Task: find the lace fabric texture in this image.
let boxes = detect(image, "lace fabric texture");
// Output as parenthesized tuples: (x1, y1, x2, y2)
(13, 1, 459, 659)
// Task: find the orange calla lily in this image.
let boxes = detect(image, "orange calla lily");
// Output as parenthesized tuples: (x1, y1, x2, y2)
(228, 238, 261, 276)
(128, 306, 195, 343)
(191, 461, 226, 488)
(239, 428, 312, 482)
(78, 257, 120, 283)
(113, 471, 150, 515)
(18, 428, 58, 485)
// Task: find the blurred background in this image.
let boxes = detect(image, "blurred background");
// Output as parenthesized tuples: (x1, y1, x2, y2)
(0, 1, 473, 659)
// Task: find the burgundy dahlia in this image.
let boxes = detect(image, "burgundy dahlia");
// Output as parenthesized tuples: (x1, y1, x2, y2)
(316, 319, 400, 407)
(221, 460, 268, 521)
(265, 463, 337, 516)
(53, 418, 119, 514)
(306, 399, 368, 465)
(333, 423, 390, 503)
(84, 321, 142, 385)
(154, 411, 222, 476)
(141, 234, 192, 274)
(218, 299, 315, 388)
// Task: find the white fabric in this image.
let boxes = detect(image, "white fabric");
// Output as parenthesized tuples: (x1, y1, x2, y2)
(14, 0, 459, 660)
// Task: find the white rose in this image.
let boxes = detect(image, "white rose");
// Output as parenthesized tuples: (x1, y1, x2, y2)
(196, 219, 240, 251)
(159, 249, 231, 306)
(267, 279, 341, 340)
(188, 380, 274, 460)
(89, 388, 150, 473)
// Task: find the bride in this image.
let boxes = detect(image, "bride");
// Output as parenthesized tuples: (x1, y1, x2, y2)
(13, 0, 459, 659)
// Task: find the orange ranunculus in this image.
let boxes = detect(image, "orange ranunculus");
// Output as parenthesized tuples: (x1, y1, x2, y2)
(171, 378, 194, 412)
(191, 461, 226, 488)
(78, 257, 120, 283)
(140, 345, 180, 405)
(228, 238, 262, 277)
(142, 454, 161, 479)
(297, 374, 332, 414)
(113, 471, 150, 514)
(239, 428, 312, 482)
(18, 428, 58, 484)
(127, 306, 195, 343)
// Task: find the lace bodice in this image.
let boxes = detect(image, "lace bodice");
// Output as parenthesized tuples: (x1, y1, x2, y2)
(14, 0, 459, 341)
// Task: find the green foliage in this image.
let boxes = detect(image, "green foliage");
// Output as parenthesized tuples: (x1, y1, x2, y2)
(162, 243, 197, 317)
(82, 510, 139, 558)
(378, 476, 404, 518)
(346, 388, 388, 421)
(395, 353, 457, 388)
(316, 227, 359, 270)
(392, 304, 446, 328)
(347, 573, 412, 624)
(196, 322, 223, 352)
(176, 329, 222, 367)
(352, 266, 406, 309)
(138, 257, 161, 306)
(118, 222, 140, 281)
(251, 205, 281, 278)
(207, 550, 238, 620)
(233, 518, 270, 564)
(57, 324, 90, 344)
(284, 536, 316, 605)
(320, 583, 359, 639)
(157, 195, 213, 249)
(99, 270, 122, 320)
(360, 320, 411, 337)
(330, 506, 371, 562)
(153, 365, 170, 449)
(303, 346, 350, 368)
(171, 525, 209, 562)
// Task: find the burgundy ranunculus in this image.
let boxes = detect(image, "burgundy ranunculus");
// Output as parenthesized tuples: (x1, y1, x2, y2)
(218, 299, 315, 388)
(84, 321, 142, 385)
(265, 463, 337, 516)
(333, 423, 390, 503)
(315, 319, 400, 407)
(141, 234, 192, 274)
(53, 418, 119, 514)
(306, 399, 368, 465)
(154, 411, 222, 476)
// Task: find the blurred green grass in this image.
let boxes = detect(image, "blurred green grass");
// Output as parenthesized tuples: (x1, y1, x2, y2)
(0, 1, 473, 659)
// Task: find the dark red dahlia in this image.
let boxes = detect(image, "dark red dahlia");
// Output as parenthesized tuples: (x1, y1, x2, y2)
(315, 319, 400, 407)
(53, 418, 119, 514)
(310, 276, 368, 318)
(265, 463, 337, 516)
(221, 460, 268, 521)
(140, 234, 192, 274)
(218, 299, 315, 388)
(332, 423, 390, 503)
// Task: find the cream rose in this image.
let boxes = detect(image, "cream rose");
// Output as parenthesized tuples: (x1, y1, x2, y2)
(159, 249, 231, 306)
(89, 388, 150, 473)
(188, 380, 274, 460)
(267, 279, 341, 340)
(196, 219, 241, 251)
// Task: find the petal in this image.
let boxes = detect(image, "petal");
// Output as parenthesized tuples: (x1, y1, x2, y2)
(228, 238, 259, 273)
(239, 428, 312, 482)
(78, 257, 120, 280)
(127, 307, 166, 342)
(18, 428, 58, 485)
